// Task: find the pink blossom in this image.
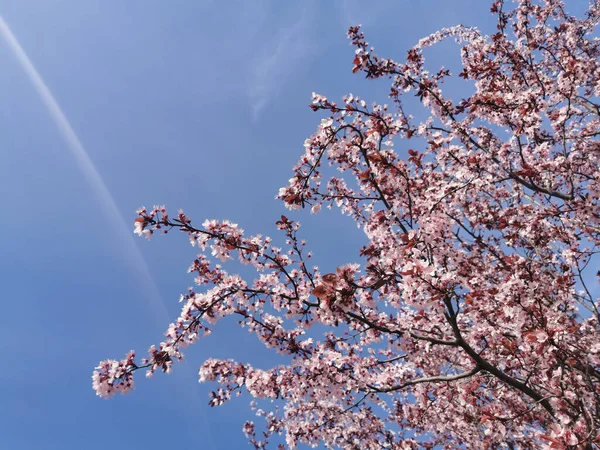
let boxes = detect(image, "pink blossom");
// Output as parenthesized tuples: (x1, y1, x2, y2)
(95, 1, 600, 447)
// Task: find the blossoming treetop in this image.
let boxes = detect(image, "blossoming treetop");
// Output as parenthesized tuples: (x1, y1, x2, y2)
(94, 1, 600, 448)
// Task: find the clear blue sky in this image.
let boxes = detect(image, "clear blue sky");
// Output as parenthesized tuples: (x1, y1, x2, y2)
(0, 1, 593, 449)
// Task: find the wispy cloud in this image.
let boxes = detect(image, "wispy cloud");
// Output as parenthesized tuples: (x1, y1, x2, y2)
(340, 0, 387, 29)
(246, 5, 315, 121)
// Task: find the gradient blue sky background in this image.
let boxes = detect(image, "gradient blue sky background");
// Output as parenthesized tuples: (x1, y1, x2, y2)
(0, 1, 595, 449)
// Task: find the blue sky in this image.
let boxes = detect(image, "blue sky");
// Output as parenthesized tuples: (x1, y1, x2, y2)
(0, 1, 594, 449)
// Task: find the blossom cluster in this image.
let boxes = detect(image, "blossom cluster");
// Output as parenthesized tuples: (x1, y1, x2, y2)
(96, 1, 600, 448)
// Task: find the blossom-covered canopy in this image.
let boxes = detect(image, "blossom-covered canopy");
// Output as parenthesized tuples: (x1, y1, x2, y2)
(95, 1, 600, 448)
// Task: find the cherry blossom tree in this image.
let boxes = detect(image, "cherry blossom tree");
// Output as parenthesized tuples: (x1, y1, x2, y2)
(94, 0, 600, 447)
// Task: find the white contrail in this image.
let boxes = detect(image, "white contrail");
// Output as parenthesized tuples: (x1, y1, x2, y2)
(0, 15, 169, 321)
(0, 17, 221, 445)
